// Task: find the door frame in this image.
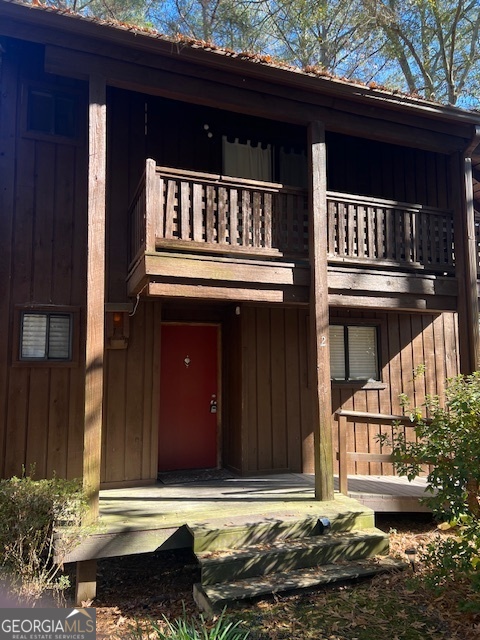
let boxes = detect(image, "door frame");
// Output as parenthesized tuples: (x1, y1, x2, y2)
(159, 321, 222, 470)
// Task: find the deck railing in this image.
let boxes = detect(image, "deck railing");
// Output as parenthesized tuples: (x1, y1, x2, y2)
(128, 160, 456, 274)
(334, 410, 432, 495)
(327, 193, 455, 273)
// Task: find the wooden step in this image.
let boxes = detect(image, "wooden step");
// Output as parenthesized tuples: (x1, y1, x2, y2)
(197, 529, 389, 585)
(190, 508, 375, 553)
(193, 557, 406, 616)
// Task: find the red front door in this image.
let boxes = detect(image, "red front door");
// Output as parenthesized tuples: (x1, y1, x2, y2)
(158, 324, 218, 471)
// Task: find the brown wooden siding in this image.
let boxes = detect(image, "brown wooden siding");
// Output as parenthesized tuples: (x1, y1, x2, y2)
(240, 306, 310, 474)
(101, 301, 161, 485)
(327, 133, 451, 209)
(330, 309, 460, 476)
(0, 40, 88, 480)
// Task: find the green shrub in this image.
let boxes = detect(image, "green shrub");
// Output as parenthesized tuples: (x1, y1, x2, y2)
(380, 372, 480, 593)
(0, 471, 89, 604)
(129, 608, 250, 640)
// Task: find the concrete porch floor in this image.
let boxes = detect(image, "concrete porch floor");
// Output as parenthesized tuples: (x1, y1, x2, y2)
(65, 473, 430, 563)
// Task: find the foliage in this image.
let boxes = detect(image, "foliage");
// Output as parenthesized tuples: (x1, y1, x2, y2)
(128, 608, 250, 640)
(0, 472, 89, 605)
(380, 372, 480, 594)
(36, 0, 480, 107)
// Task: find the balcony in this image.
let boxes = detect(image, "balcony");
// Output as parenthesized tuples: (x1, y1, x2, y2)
(127, 160, 457, 306)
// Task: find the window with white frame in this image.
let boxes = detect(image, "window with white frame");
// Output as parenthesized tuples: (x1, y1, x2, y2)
(330, 324, 379, 381)
(19, 311, 73, 361)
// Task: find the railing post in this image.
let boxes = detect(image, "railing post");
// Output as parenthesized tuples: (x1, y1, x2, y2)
(337, 412, 348, 496)
(145, 158, 160, 253)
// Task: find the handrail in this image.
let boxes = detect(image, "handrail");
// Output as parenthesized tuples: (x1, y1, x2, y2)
(335, 409, 415, 496)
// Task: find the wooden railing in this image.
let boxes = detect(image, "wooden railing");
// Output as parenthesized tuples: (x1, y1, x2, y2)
(335, 409, 418, 496)
(128, 161, 309, 262)
(128, 160, 457, 275)
(327, 193, 455, 273)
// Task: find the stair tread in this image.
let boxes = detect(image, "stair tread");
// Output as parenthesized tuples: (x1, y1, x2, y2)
(194, 557, 406, 609)
(196, 528, 388, 564)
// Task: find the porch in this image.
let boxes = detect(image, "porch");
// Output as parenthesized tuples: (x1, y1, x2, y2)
(66, 473, 430, 564)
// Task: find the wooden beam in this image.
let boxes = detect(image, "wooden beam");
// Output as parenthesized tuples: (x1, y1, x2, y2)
(43, 46, 468, 155)
(463, 153, 480, 371)
(147, 281, 308, 304)
(83, 74, 107, 519)
(0, 43, 18, 478)
(308, 121, 334, 501)
(328, 293, 456, 312)
(452, 128, 480, 373)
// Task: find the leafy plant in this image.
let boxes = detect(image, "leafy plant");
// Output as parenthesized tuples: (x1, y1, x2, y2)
(129, 608, 250, 640)
(0, 470, 89, 605)
(380, 372, 480, 592)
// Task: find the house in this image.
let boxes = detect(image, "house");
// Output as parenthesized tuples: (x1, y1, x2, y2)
(1, 0, 480, 602)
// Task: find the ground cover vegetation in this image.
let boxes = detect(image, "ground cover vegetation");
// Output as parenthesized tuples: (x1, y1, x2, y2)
(40, 0, 480, 108)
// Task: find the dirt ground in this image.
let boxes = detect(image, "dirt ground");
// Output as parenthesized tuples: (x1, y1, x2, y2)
(69, 513, 439, 638)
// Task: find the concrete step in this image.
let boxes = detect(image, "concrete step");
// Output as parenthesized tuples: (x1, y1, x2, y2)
(193, 557, 406, 616)
(190, 507, 375, 553)
(197, 528, 389, 585)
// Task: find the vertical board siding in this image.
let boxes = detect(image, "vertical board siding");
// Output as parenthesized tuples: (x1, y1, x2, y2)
(0, 44, 88, 480)
(330, 310, 460, 476)
(241, 307, 310, 474)
(102, 301, 160, 484)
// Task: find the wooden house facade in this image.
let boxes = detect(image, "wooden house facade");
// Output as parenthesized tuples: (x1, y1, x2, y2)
(1, 0, 480, 509)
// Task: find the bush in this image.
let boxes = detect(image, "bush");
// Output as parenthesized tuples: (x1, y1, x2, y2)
(0, 472, 89, 605)
(381, 372, 480, 593)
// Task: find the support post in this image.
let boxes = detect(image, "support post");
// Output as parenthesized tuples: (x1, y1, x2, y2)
(76, 560, 98, 606)
(308, 121, 334, 501)
(452, 127, 480, 374)
(78, 74, 107, 605)
(337, 413, 348, 496)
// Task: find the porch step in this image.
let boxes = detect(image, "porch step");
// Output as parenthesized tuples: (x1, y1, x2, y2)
(193, 557, 407, 616)
(190, 507, 375, 553)
(197, 529, 389, 585)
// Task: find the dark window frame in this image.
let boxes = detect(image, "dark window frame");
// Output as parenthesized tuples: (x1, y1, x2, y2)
(21, 82, 84, 145)
(13, 306, 80, 368)
(330, 320, 382, 384)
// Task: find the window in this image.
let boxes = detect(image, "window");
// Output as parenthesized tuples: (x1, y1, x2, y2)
(330, 324, 379, 381)
(19, 311, 73, 362)
(26, 87, 77, 138)
(222, 136, 272, 182)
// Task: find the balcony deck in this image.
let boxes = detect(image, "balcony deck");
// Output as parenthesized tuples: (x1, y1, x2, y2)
(127, 161, 458, 309)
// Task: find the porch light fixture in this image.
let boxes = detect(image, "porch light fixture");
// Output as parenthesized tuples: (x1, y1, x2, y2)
(405, 547, 417, 571)
(105, 303, 133, 350)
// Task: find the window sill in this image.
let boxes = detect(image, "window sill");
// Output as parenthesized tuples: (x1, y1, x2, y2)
(331, 381, 387, 391)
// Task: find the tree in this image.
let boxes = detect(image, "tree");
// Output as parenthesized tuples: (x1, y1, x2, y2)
(262, 0, 375, 77)
(148, 0, 270, 51)
(361, 0, 480, 105)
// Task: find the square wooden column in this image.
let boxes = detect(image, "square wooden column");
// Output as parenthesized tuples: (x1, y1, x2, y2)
(77, 74, 107, 605)
(451, 128, 480, 374)
(308, 121, 334, 501)
(83, 73, 107, 516)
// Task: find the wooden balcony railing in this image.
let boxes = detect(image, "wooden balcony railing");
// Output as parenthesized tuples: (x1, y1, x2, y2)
(128, 160, 456, 275)
(128, 160, 308, 264)
(327, 193, 455, 273)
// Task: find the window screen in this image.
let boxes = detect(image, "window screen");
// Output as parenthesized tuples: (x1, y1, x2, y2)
(329, 324, 379, 381)
(20, 312, 72, 361)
